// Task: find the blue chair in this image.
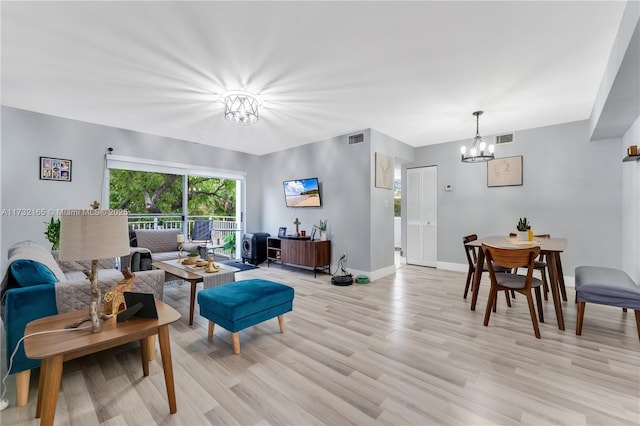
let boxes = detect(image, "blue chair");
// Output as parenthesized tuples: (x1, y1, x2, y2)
(191, 220, 213, 243)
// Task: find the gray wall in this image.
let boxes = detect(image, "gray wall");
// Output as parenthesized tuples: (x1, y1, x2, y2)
(404, 119, 623, 276)
(260, 131, 372, 272)
(0, 107, 262, 261)
(622, 116, 640, 283)
(370, 129, 414, 272)
(259, 128, 414, 276)
(592, 0, 639, 284)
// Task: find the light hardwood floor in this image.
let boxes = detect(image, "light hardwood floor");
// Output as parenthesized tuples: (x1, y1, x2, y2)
(2, 261, 639, 425)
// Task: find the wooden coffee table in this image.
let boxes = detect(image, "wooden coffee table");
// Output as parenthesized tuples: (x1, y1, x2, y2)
(152, 259, 238, 325)
(24, 300, 181, 426)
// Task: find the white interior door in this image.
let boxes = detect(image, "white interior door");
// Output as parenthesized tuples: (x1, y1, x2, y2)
(406, 166, 437, 267)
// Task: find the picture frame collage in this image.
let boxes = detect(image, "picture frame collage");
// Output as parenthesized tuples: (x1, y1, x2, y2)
(40, 156, 72, 182)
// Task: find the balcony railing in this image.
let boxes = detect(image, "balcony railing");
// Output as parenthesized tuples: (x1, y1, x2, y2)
(127, 214, 241, 256)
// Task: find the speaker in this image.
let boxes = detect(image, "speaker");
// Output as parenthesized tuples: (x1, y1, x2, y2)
(241, 232, 270, 265)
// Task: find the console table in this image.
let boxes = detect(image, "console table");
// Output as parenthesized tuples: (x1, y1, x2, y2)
(24, 300, 180, 426)
(267, 237, 331, 277)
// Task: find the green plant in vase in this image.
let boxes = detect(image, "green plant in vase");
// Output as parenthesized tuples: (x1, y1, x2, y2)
(182, 248, 200, 264)
(44, 217, 61, 250)
(516, 217, 533, 241)
(314, 219, 328, 240)
(223, 233, 236, 257)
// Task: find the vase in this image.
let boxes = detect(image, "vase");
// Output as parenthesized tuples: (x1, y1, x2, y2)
(517, 231, 528, 241)
(320, 231, 327, 241)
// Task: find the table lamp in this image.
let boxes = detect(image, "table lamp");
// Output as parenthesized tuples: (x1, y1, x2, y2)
(177, 233, 185, 257)
(59, 209, 130, 332)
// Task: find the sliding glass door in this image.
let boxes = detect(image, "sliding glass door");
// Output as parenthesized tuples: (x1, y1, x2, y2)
(107, 158, 244, 257)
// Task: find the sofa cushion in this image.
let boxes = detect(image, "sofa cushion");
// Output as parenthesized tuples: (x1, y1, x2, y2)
(63, 268, 126, 282)
(151, 251, 183, 262)
(51, 250, 117, 273)
(5, 240, 66, 282)
(134, 229, 181, 254)
(9, 260, 58, 287)
(575, 266, 640, 310)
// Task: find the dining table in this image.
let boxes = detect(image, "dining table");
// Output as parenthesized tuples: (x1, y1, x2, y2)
(465, 235, 568, 330)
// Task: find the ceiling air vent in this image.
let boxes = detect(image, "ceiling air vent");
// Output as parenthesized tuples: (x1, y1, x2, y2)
(348, 133, 365, 145)
(495, 133, 514, 144)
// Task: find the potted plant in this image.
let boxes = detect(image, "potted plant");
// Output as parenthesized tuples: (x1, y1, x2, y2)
(183, 248, 200, 265)
(516, 217, 533, 241)
(314, 219, 328, 241)
(44, 217, 61, 250)
(223, 233, 236, 258)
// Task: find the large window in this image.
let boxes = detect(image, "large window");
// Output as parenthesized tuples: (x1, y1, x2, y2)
(187, 176, 236, 218)
(110, 170, 183, 215)
(109, 170, 236, 221)
(106, 155, 244, 255)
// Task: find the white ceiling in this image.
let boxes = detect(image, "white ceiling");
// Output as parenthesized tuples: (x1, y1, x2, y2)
(1, 1, 628, 156)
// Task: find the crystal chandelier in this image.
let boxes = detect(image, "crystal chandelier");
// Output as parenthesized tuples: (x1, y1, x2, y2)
(222, 90, 260, 124)
(460, 111, 495, 162)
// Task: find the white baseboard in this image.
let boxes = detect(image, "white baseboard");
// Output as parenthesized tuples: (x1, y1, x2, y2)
(349, 264, 397, 282)
(437, 261, 468, 273)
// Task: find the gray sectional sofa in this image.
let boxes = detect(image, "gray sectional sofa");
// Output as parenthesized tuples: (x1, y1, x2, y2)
(127, 229, 206, 271)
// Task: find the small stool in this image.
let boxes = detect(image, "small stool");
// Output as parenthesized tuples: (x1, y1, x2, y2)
(197, 279, 295, 354)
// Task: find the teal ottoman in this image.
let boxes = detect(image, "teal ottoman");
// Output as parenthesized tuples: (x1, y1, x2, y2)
(197, 279, 294, 354)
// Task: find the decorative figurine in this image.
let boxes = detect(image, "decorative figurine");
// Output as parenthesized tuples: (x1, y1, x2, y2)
(205, 255, 219, 273)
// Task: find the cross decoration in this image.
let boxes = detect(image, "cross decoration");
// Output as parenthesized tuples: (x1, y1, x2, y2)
(293, 218, 301, 237)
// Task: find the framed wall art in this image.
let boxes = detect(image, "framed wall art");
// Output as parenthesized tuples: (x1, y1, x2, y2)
(375, 152, 394, 189)
(40, 156, 72, 182)
(487, 155, 522, 187)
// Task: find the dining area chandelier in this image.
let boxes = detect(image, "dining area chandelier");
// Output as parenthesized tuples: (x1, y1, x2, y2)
(460, 111, 495, 163)
(222, 90, 261, 125)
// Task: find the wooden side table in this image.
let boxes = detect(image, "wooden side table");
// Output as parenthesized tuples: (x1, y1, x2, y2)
(24, 300, 181, 426)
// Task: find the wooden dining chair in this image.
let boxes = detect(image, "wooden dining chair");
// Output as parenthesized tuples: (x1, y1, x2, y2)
(482, 243, 545, 338)
(462, 234, 480, 299)
(509, 233, 555, 301)
(463, 234, 512, 307)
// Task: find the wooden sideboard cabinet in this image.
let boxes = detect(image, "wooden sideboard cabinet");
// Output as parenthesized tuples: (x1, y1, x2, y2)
(267, 237, 331, 277)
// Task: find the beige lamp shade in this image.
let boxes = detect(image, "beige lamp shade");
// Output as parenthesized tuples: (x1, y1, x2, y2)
(59, 210, 130, 261)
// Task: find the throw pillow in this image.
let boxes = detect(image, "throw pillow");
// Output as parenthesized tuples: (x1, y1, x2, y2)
(9, 260, 59, 287)
(6, 240, 66, 281)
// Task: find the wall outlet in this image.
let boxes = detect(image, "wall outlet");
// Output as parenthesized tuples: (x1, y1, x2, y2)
(340, 252, 347, 262)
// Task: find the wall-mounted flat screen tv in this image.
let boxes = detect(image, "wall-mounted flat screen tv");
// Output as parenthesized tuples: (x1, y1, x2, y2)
(283, 177, 322, 207)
